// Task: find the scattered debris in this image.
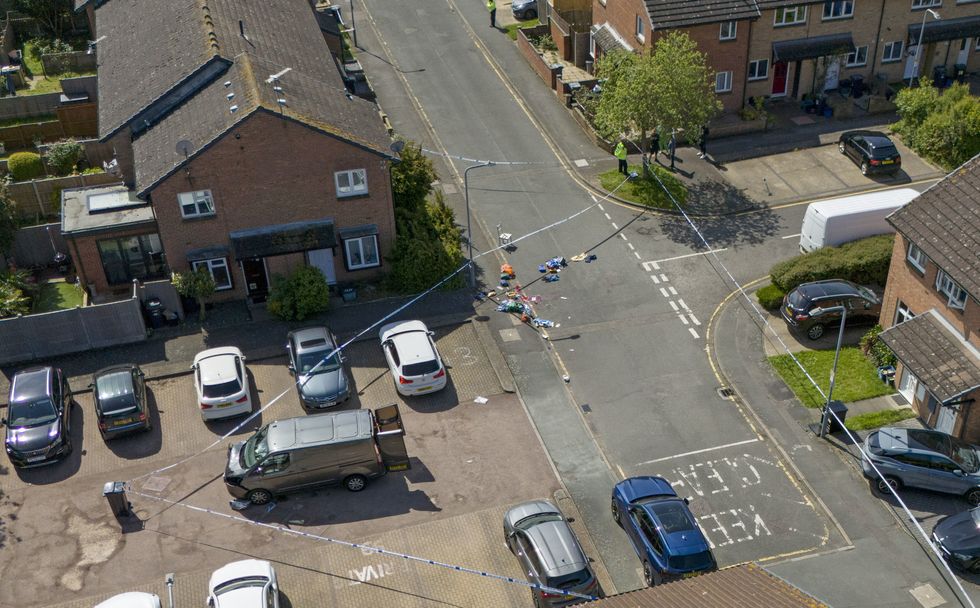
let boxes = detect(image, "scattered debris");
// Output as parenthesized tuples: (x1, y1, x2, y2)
(230, 499, 250, 511)
(562, 374, 570, 383)
(474, 396, 489, 404)
(543, 274, 559, 282)
(532, 319, 555, 328)
(585, 254, 598, 263)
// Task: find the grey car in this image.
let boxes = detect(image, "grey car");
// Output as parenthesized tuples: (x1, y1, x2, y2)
(503, 500, 600, 607)
(863, 427, 980, 506)
(286, 327, 350, 410)
(512, 0, 537, 19)
(3, 366, 73, 468)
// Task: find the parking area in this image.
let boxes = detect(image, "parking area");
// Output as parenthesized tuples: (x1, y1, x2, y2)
(0, 322, 568, 607)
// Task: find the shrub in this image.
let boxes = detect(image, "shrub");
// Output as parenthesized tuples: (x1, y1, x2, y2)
(8, 152, 44, 181)
(892, 80, 980, 170)
(44, 139, 82, 176)
(27, 37, 73, 60)
(860, 324, 897, 368)
(756, 284, 785, 310)
(385, 192, 465, 294)
(267, 265, 331, 321)
(390, 142, 436, 214)
(769, 234, 894, 292)
(171, 268, 216, 322)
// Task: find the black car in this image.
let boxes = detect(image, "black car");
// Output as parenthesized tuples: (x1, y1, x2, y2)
(3, 366, 73, 468)
(781, 279, 881, 340)
(933, 507, 980, 572)
(91, 365, 150, 440)
(838, 130, 902, 176)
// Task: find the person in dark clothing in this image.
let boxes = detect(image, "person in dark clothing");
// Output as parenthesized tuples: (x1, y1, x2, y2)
(698, 125, 709, 159)
(668, 129, 677, 171)
(649, 128, 660, 163)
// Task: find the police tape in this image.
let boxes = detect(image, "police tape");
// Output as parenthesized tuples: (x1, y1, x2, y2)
(419, 146, 556, 166)
(131, 490, 599, 602)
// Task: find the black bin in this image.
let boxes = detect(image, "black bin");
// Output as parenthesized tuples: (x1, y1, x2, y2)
(341, 284, 357, 302)
(933, 65, 948, 85)
(103, 481, 131, 516)
(824, 400, 848, 434)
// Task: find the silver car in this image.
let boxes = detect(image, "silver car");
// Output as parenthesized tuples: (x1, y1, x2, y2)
(503, 500, 600, 607)
(863, 427, 980, 506)
(286, 327, 350, 410)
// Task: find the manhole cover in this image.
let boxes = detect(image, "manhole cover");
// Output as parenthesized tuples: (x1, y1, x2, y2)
(581, 404, 592, 413)
(717, 387, 734, 400)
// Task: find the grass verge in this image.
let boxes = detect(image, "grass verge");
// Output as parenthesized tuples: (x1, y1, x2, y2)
(768, 347, 895, 408)
(32, 281, 83, 313)
(845, 408, 917, 431)
(505, 19, 540, 40)
(598, 164, 687, 210)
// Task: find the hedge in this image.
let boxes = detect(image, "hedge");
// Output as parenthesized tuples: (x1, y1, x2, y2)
(8, 152, 44, 181)
(756, 284, 786, 309)
(769, 234, 894, 292)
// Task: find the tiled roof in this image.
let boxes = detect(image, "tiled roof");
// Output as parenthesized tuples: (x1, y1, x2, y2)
(132, 53, 391, 196)
(755, 0, 826, 8)
(887, 154, 980, 297)
(583, 564, 827, 607)
(642, 0, 760, 28)
(592, 23, 633, 54)
(881, 310, 980, 403)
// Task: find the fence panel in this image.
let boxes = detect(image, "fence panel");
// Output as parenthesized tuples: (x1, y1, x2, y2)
(0, 92, 62, 121)
(8, 172, 123, 219)
(40, 51, 96, 75)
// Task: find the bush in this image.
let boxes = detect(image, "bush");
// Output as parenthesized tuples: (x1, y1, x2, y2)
(267, 265, 331, 321)
(385, 192, 465, 294)
(769, 234, 894, 292)
(860, 324, 897, 368)
(756, 284, 785, 310)
(27, 37, 72, 60)
(892, 80, 980, 170)
(44, 139, 82, 176)
(8, 152, 44, 181)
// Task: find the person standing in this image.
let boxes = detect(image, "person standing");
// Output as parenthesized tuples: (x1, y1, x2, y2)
(698, 125, 709, 159)
(649, 128, 660, 164)
(668, 129, 677, 171)
(614, 140, 628, 175)
(487, 0, 496, 27)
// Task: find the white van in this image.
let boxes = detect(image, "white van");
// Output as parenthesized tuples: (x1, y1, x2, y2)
(799, 188, 920, 253)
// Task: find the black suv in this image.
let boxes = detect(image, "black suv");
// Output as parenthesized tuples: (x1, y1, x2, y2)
(838, 130, 902, 176)
(781, 279, 881, 340)
(3, 366, 74, 468)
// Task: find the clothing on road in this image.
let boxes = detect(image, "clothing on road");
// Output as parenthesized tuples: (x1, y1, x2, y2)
(487, 0, 496, 27)
(614, 141, 628, 175)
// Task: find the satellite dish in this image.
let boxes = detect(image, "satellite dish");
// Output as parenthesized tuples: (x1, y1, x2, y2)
(390, 140, 406, 154)
(176, 140, 193, 158)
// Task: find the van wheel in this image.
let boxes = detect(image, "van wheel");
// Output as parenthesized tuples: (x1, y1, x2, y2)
(344, 474, 368, 492)
(965, 488, 980, 506)
(247, 489, 273, 505)
(876, 476, 901, 494)
(806, 324, 825, 340)
(861, 161, 870, 176)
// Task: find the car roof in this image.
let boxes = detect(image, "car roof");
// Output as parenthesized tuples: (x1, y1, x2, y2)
(844, 130, 888, 140)
(289, 326, 335, 352)
(10, 367, 52, 403)
(505, 500, 560, 528)
(525, 519, 589, 577)
(796, 280, 865, 299)
(874, 427, 953, 455)
(616, 476, 676, 503)
(267, 410, 373, 451)
(94, 368, 135, 398)
(94, 592, 161, 608)
(195, 348, 242, 384)
(381, 321, 436, 361)
(210, 559, 273, 589)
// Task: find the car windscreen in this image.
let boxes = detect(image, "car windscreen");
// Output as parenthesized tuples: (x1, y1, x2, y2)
(8, 398, 57, 427)
(787, 289, 808, 309)
(203, 379, 242, 399)
(403, 359, 440, 377)
(650, 501, 696, 534)
(872, 145, 898, 158)
(515, 512, 563, 530)
(242, 427, 270, 469)
(298, 350, 340, 374)
(214, 576, 267, 595)
(668, 550, 713, 571)
(96, 373, 138, 416)
(949, 437, 980, 474)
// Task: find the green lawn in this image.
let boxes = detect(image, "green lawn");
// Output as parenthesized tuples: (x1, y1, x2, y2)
(845, 408, 917, 431)
(23, 70, 96, 96)
(598, 164, 687, 210)
(32, 281, 83, 313)
(505, 19, 540, 40)
(768, 347, 895, 408)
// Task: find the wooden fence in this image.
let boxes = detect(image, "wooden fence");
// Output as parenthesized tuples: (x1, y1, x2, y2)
(8, 172, 122, 220)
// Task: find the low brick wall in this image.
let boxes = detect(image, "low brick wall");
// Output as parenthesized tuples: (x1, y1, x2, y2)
(709, 117, 767, 139)
(550, 11, 572, 62)
(517, 26, 562, 93)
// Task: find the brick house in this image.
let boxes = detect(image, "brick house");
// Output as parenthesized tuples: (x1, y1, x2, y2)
(878, 154, 980, 442)
(70, 0, 395, 304)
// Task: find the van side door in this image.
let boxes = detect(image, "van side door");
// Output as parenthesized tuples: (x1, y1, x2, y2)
(250, 453, 295, 490)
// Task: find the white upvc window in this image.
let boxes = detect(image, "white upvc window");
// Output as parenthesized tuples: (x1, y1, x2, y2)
(912, 0, 941, 8)
(720, 21, 737, 40)
(715, 71, 733, 92)
(635, 15, 645, 42)
(936, 269, 968, 310)
(895, 301, 916, 324)
(882, 41, 904, 62)
(344, 235, 380, 270)
(846, 46, 868, 66)
(191, 257, 233, 290)
(748, 59, 769, 80)
(335, 169, 368, 197)
(907, 242, 928, 272)
(774, 5, 807, 26)
(823, 0, 854, 20)
(178, 190, 215, 218)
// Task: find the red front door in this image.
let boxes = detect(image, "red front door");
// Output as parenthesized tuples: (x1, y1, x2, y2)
(772, 61, 788, 96)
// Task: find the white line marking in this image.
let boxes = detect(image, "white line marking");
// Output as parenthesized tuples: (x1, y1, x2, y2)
(677, 298, 688, 310)
(619, 233, 628, 241)
(633, 251, 641, 260)
(597, 203, 605, 211)
(604, 213, 611, 220)
(611, 222, 619, 230)
(627, 242, 635, 250)
(678, 314, 689, 325)
(645, 249, 728, 265)
(650, 275, 660, 284)
(660, 287, 670, 298)
(637, 438, 760, 465)
(689, 313, 701, 326)
(669, 301, 679, 311)
(668, 286, 678, 295)
(574, 158, 589, 167)
(660, 274, 668, 282)
(781, 233, 801, 240)
(689, 327, 700, 339)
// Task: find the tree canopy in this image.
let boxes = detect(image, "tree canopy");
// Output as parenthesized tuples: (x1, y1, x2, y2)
(14, 0, 74, 39)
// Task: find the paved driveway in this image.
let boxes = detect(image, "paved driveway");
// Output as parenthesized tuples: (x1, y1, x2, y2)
(0, 323, 567, 607)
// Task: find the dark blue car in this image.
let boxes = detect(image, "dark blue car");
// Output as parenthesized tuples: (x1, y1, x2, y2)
(611, 476, 715, 586)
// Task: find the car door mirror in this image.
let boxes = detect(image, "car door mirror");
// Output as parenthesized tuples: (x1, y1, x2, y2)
(684, 497, 691, 505)
(240, 355, 247, 361)
(954, 469, 966, 476)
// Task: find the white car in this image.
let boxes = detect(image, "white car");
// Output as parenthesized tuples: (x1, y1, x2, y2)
(192, 347, 252, 420)
(94, 592, 161, 608)
(208, 559, 279, 608)
(379, 320, 447, 396)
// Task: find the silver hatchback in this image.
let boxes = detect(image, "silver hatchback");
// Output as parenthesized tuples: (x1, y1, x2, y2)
(863, 427, 980, 505)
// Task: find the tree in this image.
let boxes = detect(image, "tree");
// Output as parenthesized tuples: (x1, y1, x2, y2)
(171, 268, 216, 322)
(0, 184, 16, 259)
(390, 141, 436, 214)
(595, 31, 722, 172)
(14, 0, 74, 39)
(893, 80, 980, 170)
(44, 139, 82, 176)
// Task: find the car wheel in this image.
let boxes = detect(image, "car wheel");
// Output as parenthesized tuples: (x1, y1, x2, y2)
(806, 323, 825, 340)
(525, 8, 537, 19)
(344, 474, 368, 492)
(838, 142, 846, 154)
(861, 161, 870, 176)
(247, 489, 274, 505)
(965, 488, 980, 507)
(876, 476, 901, 494)
(643, 562, 663, 587)
(611, 498, 621, 525)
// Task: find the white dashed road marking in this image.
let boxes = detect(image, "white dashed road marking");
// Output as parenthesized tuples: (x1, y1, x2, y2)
(660, 287, 670, 298)
(689, 328, 700, 338)
(668, 286, 678, 295)
(650, 275, 660, 284)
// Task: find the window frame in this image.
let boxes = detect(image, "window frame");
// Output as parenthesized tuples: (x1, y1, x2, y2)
(747, 59, 769, 81)
(96, 233, 167, 285)
(774, 5, 808, 26)
(635, 14, 645, 42)
(719, 21, 737, 41)
(895, 301, 915, 325)
(911, 0, 941, 8)
(935, 269, 968, 310)
(906, 243, 928, 273)
(715, 70, 733, 92)
(177, 189, 216, 219)
(334, 168, 368, 198)
(343, 234, 381, 271)
(822, 0, 854, 20)
(882, 41, 904, 63)
(846, 45, 868, 67)
(191, 257, 233, 291)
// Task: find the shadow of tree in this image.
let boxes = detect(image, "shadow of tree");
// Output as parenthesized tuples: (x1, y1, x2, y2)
(658, 204, 783, 248)
(684, 180, 761, 215)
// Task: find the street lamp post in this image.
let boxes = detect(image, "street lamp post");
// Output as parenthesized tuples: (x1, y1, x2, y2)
(463, 161, 494, 288)
(909, 9, 940, 87)
(811, 304, 848, 437)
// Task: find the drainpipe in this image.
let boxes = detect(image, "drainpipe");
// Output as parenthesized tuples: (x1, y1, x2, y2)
(869, 0, 886, 84)
(740, 16, 755, 108)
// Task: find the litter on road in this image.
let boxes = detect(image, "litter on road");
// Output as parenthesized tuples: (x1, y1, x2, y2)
(474, 396, 489, 404)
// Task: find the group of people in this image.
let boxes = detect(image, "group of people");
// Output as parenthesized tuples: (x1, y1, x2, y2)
(614, 126, 710, 176)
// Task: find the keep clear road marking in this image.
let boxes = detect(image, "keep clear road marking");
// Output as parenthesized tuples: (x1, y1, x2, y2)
(643, 249, 729, 267)
(637, 438, 760, 465)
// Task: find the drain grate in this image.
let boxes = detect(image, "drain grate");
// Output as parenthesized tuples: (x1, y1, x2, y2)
(717, 387, 735, 400)
(581, 403, 592, 413)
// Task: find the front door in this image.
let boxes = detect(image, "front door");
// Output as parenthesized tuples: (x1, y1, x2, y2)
(936, 402, 957, 435)
(904, 45, 920, 81)
(772, 61, 788, 96)
(307, 248, 337, 285)
(898, 368, 918, 404)
(824, 57, 841, 91)
(241, 258, 269, 302)
(958, 38, 971, 65)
